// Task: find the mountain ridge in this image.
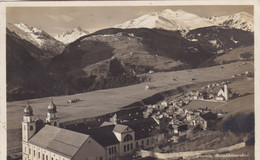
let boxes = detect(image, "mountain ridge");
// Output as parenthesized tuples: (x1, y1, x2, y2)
(115, 9, 253, 32)
(6, 12, 254, 101)
(7, 23, 65, 58)
(54, 27, 89, 44)
(208, 11, 253, 32)
(114, 9, 214, 32)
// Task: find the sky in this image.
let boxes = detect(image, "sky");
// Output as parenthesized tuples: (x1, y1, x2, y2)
(7, 6, 253, 36)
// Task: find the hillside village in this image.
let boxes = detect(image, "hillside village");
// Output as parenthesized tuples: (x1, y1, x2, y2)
(18, 73, 256, 160)
(143, 82, 231, 136)
(6, 7, 255, 160)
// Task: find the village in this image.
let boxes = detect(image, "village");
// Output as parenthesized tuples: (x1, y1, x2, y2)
(142, 81, 232, 142)
(8, 63, 254, 160)
(15, 66, 255, 160)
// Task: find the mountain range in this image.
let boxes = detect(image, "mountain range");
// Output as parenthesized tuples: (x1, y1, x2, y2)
(115, 9, 253, 33)
(6, 9, 254, 101)
(208, 12, 253, 32)
(7, 23, 65, 59)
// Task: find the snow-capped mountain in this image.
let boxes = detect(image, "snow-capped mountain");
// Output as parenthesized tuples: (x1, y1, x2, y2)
(208, 12, 253, 32)
(114, 9, 214, 32)
(55, 27, 89, 44)
(7, 23, 65, 57)
(14, 23, 46, 46)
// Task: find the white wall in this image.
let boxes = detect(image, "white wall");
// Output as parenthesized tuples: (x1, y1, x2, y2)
(24, 143, 70, 160)
(106, 144, 119, 160)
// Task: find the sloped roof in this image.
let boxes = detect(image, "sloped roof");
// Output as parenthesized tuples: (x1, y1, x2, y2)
(88, 125, 119, 147)
(113, 124, 128, 133)
(100, 121, 114, 127)
(29, 125, 90, 158)
(200, 112, 218, 121)
(124, 117, 160, 140)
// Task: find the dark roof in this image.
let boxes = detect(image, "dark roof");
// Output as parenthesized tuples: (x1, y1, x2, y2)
(159, 118, 168, 131)
(123, 117, 160, 140)
(88, 125, 119, 147)
(35, 119, 45, 132)
(29, 125, 90, 158)
(200, 112, 218, 121)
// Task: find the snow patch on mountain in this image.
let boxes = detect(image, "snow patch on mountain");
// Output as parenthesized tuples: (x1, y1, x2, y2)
(14, 23, 45, 46)
(115, 9, 214, 31)
(8, 23, 65, 58)
(208, 12, 253, 32)
(55, 27, 89, 44)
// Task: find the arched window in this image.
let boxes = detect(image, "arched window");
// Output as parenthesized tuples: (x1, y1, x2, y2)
(30, 126, 33, 131)
(54, 122, 57, 126)
(123, 134, 133, 142)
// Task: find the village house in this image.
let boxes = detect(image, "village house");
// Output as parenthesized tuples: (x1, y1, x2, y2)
(189, 112, 218, 130)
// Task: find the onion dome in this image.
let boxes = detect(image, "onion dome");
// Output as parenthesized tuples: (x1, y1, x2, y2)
(48, 97, 57, 113)
(24, 101, 33, 116)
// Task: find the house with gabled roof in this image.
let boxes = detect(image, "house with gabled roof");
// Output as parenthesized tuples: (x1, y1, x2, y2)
(190, 112, 218, 130)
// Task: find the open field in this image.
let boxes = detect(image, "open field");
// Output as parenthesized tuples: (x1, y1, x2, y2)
(7, 61, 254, 155)
(7, 61, 253, 129)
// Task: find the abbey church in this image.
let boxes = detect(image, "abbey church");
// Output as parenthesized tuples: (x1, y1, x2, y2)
(22, 100, 161, 160)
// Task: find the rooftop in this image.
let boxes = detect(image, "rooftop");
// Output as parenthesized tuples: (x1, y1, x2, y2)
(123, 117, 160, 140)
(29, 125, 90, 158)
(200, 112, 218, 121)
(88, 125, 119, 147)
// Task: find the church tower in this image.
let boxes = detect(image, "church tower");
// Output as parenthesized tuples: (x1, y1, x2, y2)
(111, 114, 118, 124)
(22, 101, 36, 160)
(22, 101, 36, 141)
(46, 98, 59, 126)
(224, 84, 229, 101)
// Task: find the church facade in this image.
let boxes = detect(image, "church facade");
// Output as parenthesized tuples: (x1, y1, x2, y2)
(22, 100, 161, 160)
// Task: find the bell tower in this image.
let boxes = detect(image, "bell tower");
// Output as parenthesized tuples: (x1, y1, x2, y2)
(22, 101, 36, 160)
(46, 97, 59, 126)
(111, 113, 118, 124)
(22, 101, 36, 141)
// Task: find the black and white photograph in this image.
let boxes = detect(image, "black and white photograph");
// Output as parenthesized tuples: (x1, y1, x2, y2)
(1, 2, 258, 160)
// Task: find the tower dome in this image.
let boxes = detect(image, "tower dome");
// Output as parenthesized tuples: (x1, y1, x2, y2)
(24, 101, 33, 116)
(48, 98, 57, 113)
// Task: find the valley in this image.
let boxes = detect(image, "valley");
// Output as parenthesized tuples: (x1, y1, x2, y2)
(7, 60, 254, 158)
(6, 8, 254, 160)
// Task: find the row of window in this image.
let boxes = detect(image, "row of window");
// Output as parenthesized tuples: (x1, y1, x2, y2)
(109, 146, 117, 155)
(26, 147, 65, 160)
(123, 143, 133, 152)
(136, 139, 149, 147)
